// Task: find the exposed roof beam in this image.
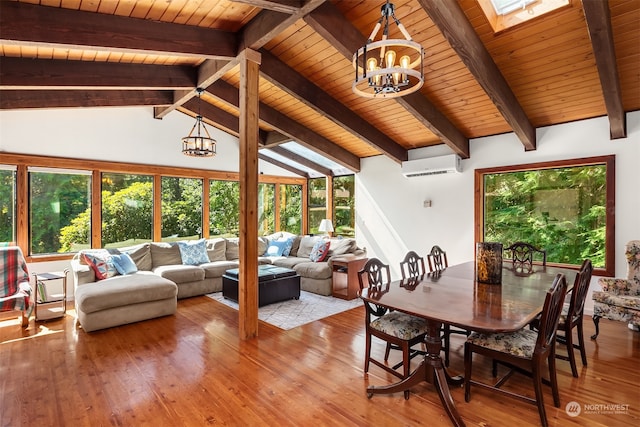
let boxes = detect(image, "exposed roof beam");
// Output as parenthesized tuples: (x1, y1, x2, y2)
(268, 146, 334, 176)
(0, 2, 236, 59)
(0, 90, 172, 109)
(258, 153, 309, 177)
(582, 0, 626, 139)
(0, 58, 196, 90)
(263, 131, 291, 147)
(418, 0, 536, 151)
(206, 80, 360, 172)
(304, 1, 469, 158)
(259, 49, 407, 163)
(231, 0, 302, 14)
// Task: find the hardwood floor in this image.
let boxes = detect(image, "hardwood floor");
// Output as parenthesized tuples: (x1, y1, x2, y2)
(1, 297, 638, 426)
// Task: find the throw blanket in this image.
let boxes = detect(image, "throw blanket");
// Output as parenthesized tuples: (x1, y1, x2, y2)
(0, 246, 34, 316)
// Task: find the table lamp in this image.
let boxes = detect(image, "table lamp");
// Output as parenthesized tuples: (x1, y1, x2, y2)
(318, 219, 334, 237)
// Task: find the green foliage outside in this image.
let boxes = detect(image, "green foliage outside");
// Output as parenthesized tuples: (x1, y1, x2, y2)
(0, 170, 14, 242)
(334, 175, 355, 237)
(161, 177, 203, 238)
(484, 165, 607, 267)
(210, 180, 240, 237)
(308, 177, 327, 234)
(258, 183, 275, 236)
(280, 184, 302, 234)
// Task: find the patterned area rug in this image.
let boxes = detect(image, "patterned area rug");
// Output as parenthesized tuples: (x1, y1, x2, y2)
(207, 291, 362, 330)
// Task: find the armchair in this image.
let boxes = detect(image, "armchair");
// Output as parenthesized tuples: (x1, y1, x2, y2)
(591, 240, 640, 339)
(1, 246, 34, 327)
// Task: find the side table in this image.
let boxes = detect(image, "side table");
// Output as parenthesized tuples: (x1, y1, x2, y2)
(33, 269, 68, 321)
(331, 255, 368, 300)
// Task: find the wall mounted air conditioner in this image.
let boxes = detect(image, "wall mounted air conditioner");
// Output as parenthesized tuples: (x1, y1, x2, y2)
(401, 154, 462, 178)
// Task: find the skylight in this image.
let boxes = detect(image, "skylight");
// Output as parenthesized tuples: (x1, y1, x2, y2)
(490, 0, 536, 16)
(478, 0, 570, 33)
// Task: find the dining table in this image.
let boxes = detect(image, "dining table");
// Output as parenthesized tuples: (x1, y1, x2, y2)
(359, 260, 577, 427)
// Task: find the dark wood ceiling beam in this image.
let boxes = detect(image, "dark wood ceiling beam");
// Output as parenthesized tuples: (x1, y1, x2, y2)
(0, 90, 172, 109)
(258, 153, 309, 177)
(304, 2, 470, 158)
(206, 80, 360, 172)
(231, 0, 302, 14)
(0, 58, 196, 90)
(259, 49, 407, 163)
(582, 0, 626, 139)
(418, 0, 536, 151)
(0, 2, 237, 59)
(263, 131, 291, 147)
(268, 146, 334, 176)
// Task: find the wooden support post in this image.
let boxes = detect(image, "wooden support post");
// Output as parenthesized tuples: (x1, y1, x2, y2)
(238, 48, 261, 340)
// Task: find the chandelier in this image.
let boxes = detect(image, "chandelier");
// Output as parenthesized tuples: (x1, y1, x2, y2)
(352, 1, 424, 99)
(182, 88, 216, 157)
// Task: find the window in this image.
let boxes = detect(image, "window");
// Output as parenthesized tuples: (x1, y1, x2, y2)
(101, 173, 153, 248)
(478, 0, 570, 33)
(31, 168, 91, 254)
(258, 183, 275, 236)
(308, 177, 327, 234)
(161, 177, 203, 241)
(279, 184, 302, 234)
(333, 175, 355, 238)
(210, 180, 239, 237)
(0, 166, 16, 243)
(475, 156, 614, 275)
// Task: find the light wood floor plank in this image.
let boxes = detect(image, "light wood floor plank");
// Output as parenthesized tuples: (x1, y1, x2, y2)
(1, 296, 638, 426)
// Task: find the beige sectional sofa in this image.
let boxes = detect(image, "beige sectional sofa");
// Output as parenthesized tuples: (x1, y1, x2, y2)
(71, 232, 365, 332)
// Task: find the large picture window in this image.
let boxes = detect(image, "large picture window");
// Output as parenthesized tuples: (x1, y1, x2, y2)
(0, 167, 16, 243)
(475, 156, 615, 275)
(333, 175, 355, 238)
(308, 177, 327, 234)
(209, 179, 239, 237)
(161, 177, 203, 241)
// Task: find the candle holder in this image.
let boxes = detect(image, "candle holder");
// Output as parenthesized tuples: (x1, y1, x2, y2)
(476, 242, 503, 284)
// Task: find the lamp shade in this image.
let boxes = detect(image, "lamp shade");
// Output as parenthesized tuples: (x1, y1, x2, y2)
(318, 219, 334, 233)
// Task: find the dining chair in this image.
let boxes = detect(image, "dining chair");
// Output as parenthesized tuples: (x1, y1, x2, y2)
(399, 250, 426, 280)
(358, 258, 429, 399)
(427, 245, 449, 272)
(505, 242, 547, 272)
(464, 273, 568, 427)
(533, 259, 593, 378)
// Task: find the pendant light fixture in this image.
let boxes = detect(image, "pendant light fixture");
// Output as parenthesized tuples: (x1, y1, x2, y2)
(352, 1, 424, 98)
(182, 88, 216, 157)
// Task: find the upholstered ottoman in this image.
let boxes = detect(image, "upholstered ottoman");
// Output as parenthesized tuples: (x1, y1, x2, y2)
(222, 265, 300, 307)
(74, 272, 177, 332)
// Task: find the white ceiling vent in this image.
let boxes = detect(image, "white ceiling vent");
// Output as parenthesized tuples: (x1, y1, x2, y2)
(401, 154, 462, 178)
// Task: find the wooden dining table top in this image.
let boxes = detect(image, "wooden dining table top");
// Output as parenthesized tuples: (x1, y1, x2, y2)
(360, 261, 577, 334)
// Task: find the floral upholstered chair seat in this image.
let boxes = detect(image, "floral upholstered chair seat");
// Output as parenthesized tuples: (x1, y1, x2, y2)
(592, 240, 640, 338)
(370, 310, 430, 340)
(466, 329, 538, 359)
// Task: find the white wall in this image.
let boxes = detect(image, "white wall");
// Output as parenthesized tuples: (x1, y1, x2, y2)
(356, 112, 640, 314)
(0, 106, 296, 176)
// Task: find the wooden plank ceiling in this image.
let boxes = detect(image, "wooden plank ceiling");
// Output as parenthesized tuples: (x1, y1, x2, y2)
(1, 0, 638, 175)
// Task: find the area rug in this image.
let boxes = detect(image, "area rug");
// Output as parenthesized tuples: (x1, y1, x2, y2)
(206, 291, 362, 330)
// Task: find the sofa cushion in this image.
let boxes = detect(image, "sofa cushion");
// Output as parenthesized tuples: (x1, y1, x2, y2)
(293, 261, 332, 280)
(122, 243, 152, 271)
(153, 264, 205, 284)
(258, 237, 269, 256)
(151, 243, 182, 268)
(328, 238, 358, 256)
(310, 240, 331, 262)
(206, 238, 226, 261)
(225, 238, 240, 260)
(201, 261, 241, 278)
(111, 253, 138, 275)
(74, 273, 177, 314)
(272, 257, 312, 269)
(297, 236, 320, 258)
(177, 239, 210, 265)
(289, 235, 302, 257)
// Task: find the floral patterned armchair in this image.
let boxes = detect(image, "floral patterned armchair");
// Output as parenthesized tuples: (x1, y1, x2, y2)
(0, 245, 34, 327)
(591, 240, 640, 339)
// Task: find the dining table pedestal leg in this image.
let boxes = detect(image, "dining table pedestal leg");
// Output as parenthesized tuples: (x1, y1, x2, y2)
(366, 321, 466, 427)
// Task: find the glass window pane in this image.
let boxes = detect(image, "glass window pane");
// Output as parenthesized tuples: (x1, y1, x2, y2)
(483, 165, 608, 268)
(209, 180, 239, 237)
(333, 175, 355, 238)
(101, 173, 153, 248)
(308, 177, 326, 234)
(0, 168, 16, 243)
(161, 176, 203, 241)
(258, 183, 275, 236)
(30, 170, 91, 254)
(279, 184, 302, 234)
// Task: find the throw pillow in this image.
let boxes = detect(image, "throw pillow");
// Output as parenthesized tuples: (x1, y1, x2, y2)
(266, 238, 293, 257)
(178, 239, 210, 265)
(82, 250, 119, 280)
(111, 253, 138, 275)
(309, 240, 331, 262)
(206, 238, 226, 261)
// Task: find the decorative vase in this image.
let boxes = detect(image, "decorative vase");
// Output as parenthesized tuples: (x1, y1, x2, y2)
(476, 242, 503, 284)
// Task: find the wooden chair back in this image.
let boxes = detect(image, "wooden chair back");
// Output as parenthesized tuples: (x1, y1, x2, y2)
(535, 274, 568, 357)
(400, 250, 426, 280)
(505, 242, 547, 272)
(427, 245, 448, 272)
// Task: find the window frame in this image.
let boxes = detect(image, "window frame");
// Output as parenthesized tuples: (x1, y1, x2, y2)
(474, 155, 615, 277)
